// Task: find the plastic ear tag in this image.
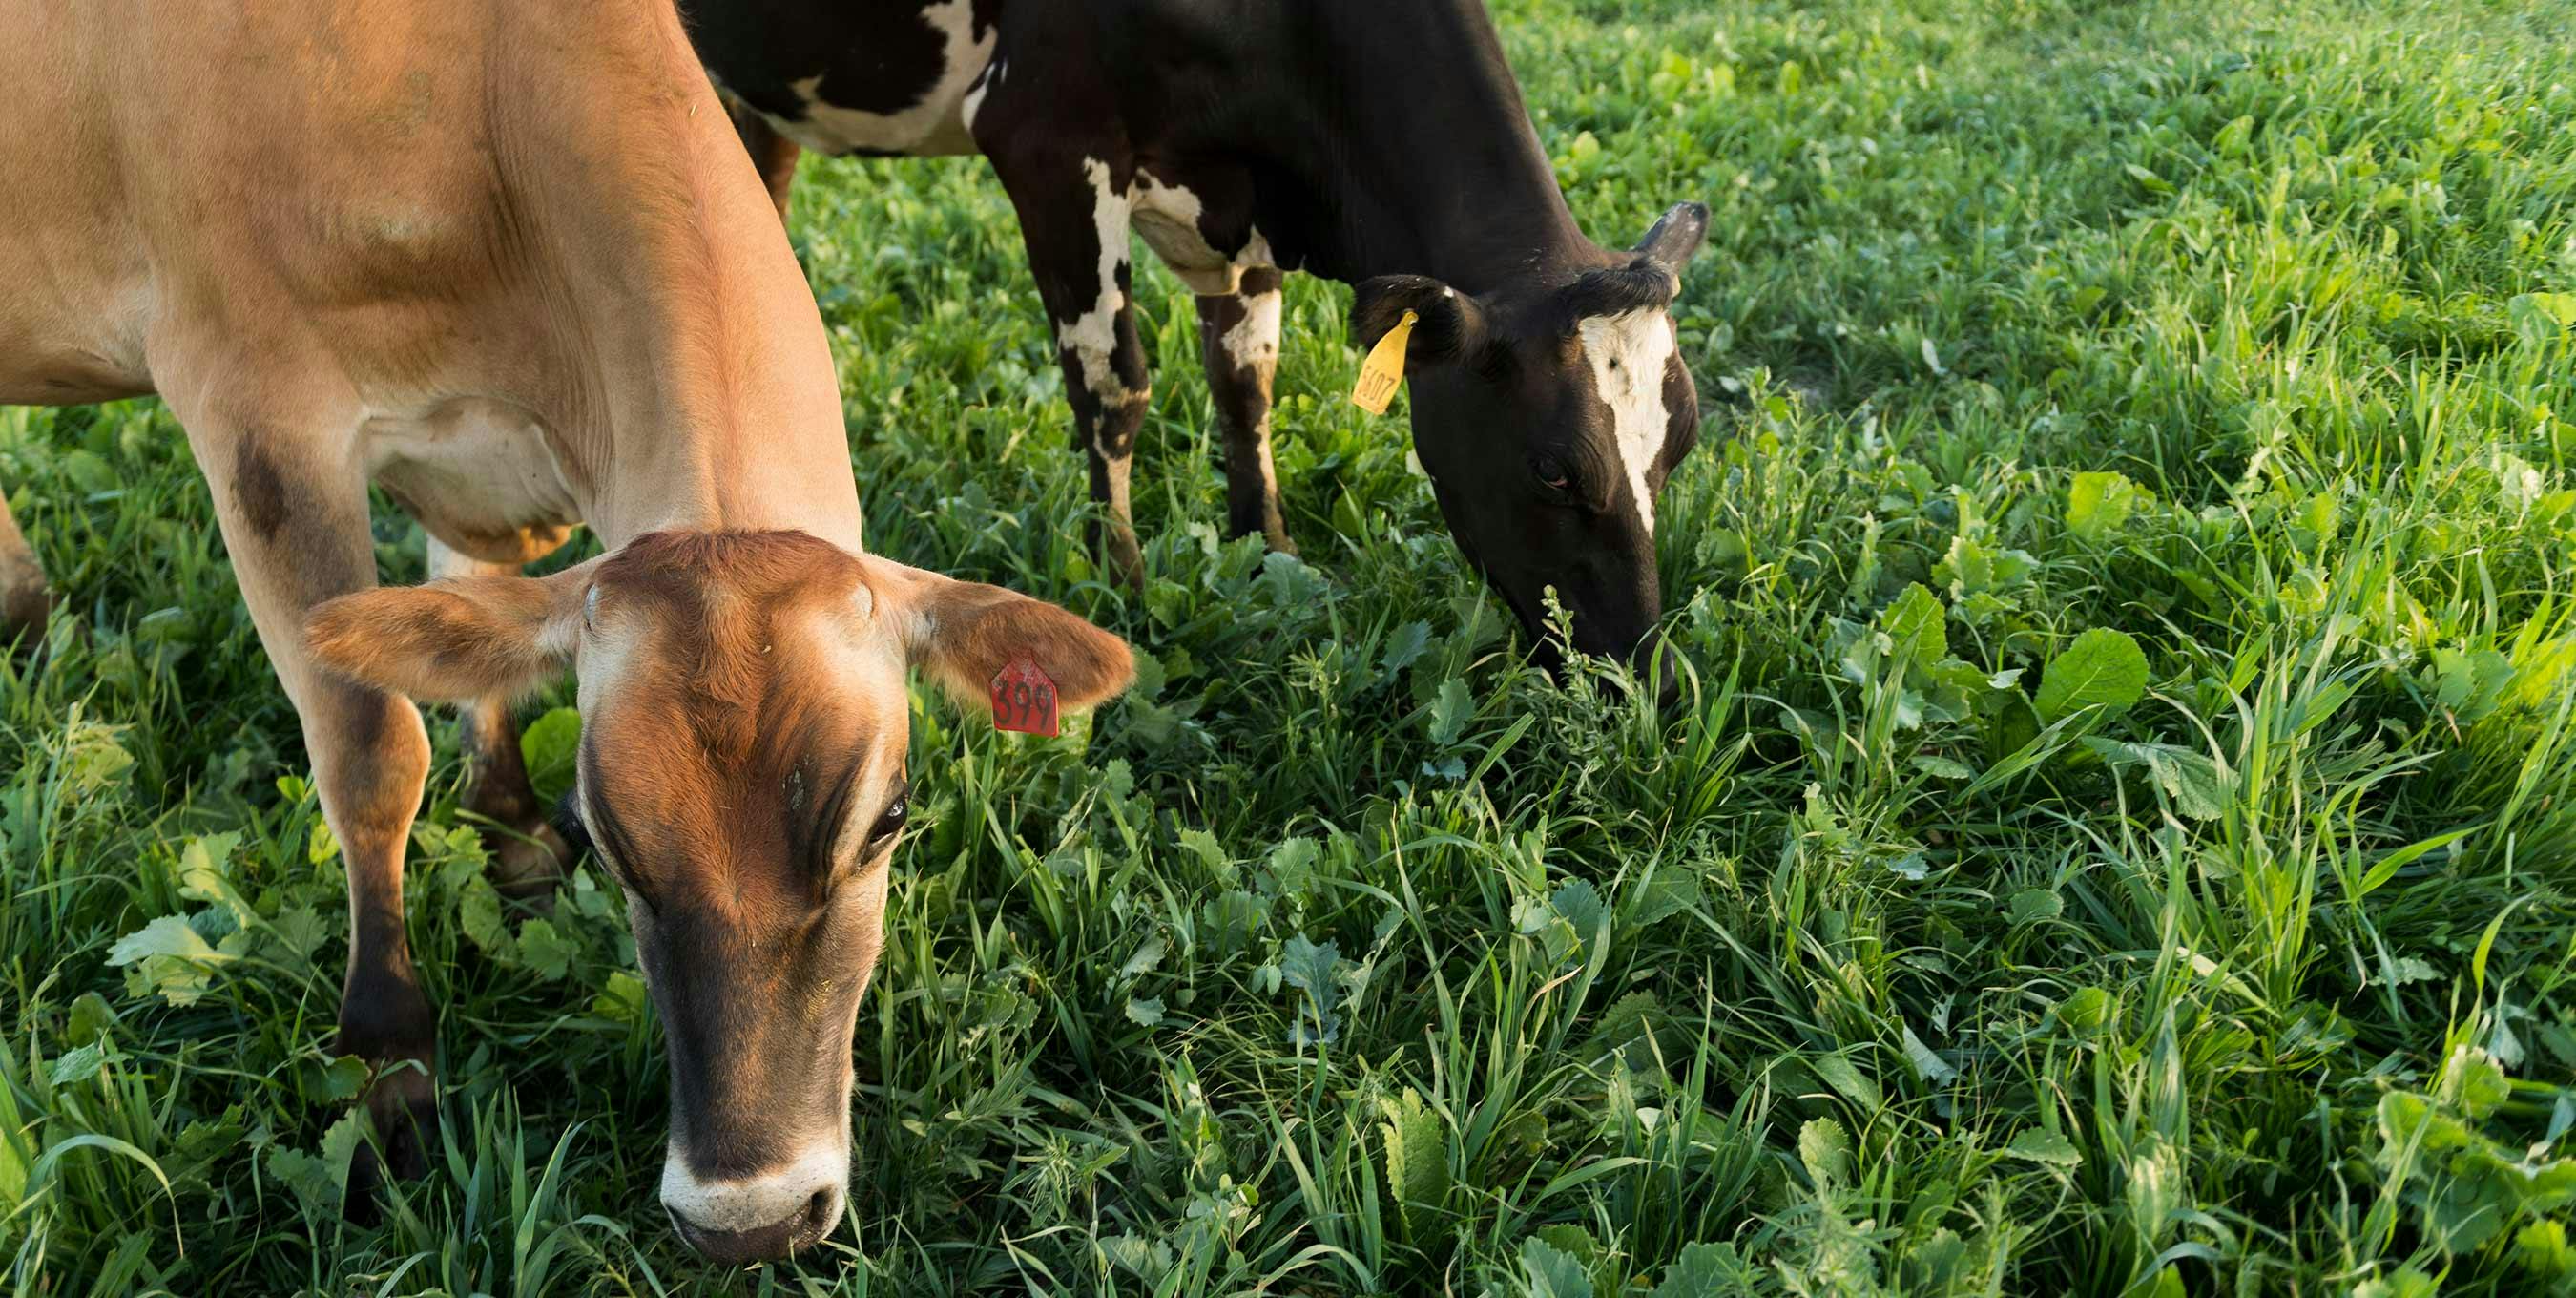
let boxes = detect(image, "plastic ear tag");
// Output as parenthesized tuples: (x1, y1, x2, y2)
(1349, 309, 1417, 415)
(990, 656, 1060, 737)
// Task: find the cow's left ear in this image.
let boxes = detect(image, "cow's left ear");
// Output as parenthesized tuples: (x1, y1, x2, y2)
(1634, 201, 1710, 270)
(857, 557, 1134, 716)
(1351, 275, 1490, 372)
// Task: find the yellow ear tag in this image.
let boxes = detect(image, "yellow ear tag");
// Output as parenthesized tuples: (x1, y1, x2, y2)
(1350, 309, 1418, 415)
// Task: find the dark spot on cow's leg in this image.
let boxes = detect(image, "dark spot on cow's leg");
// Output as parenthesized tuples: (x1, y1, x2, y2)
(229, 441, 310, 542)
(1196, 266, 1294, 554)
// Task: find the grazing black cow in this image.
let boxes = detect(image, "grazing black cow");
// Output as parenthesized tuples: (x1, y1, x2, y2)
(685, 0, 1711, 671)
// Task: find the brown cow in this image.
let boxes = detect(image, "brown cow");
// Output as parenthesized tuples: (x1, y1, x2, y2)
(0, 0, 1130, 1263)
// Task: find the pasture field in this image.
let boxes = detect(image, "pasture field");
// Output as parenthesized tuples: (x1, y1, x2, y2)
(8, 0, 2576, 1291)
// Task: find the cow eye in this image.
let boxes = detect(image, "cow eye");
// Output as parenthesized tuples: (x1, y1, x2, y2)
(867, 792, 908, 849)
(1530, 453, 1572, 492)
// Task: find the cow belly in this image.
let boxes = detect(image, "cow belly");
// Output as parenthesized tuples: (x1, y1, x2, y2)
(362, 398, 581, 564)
(747, 0, 996, 157)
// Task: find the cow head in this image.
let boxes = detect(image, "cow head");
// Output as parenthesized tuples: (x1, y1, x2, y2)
(1352, 201, 1709, 679)
(306, 530, 1132, 1263)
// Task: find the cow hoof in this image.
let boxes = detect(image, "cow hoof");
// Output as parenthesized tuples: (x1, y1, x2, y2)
(488, 820, 571, 917)
(345, 1061, 437, 1220)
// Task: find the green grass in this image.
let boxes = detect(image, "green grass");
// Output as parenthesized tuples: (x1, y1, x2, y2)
(8, 0, 2576, 1291)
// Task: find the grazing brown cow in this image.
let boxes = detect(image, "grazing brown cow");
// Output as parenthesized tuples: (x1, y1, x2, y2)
(0, 0, 1131, 1263)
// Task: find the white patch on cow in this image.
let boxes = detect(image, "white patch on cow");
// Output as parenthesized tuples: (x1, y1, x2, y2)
(1058, 157, 1140, 415)
(1132, 173, 1275, 296)
(660, 1141, 848, 1235)
(960, 57, 1005, 135)
(774, 0, 995, 157)
(1222, 281, 1282, 374)
(1576, 311, 1677, 536)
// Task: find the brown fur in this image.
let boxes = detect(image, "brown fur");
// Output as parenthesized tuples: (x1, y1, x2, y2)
(0, 0, 1129, 1254)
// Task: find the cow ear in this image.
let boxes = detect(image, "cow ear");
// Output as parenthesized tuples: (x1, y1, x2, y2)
(858, 557, 1134, 718)
(1634, 201, 1710, 270)
(1351, 275, 1490, 372)
(306, 561, 594, 702)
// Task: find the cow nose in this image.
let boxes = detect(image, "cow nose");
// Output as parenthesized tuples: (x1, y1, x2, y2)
(661, 1146, 846, 1263)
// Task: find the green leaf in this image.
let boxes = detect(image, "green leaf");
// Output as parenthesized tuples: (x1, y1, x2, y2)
(2080, 739, 2235, 819)
(1427, 677, 1474, 746)
(2067, 471, 2144, 543)
(2212, 114, 2254, 158)
(1380, 620, 1433, 679)
(2008, 889, 2064, 924)
(175, 832, 253, 927)
(1799, 1117, 1852, 1188)
(1279, 933, 1342, 1045)
(319, 1055, 371, 1102)
(1176, 827, 1230, 876)
(2059, 987, 2115, 1035)
(592, 971, 647, 1024)
(2005, 1128, 2083, 1167)
(1123, 996, 1164, 1027)
(2035, 628, 2149, 722)
(1381, 1088, 1449, 1240)
(457, 876, 516, 963)
(1880, 583, 1948, 672)
(1810, 1053, 1884, 1114)
(2512, 292, 2576, 345)
(517, 918, 576, 981)
(1903, 1026, 1958, 1084)
(107, 914, 237, 1006)
(1653, 1242, 1758, 1296)
(1519, 1237, 1593, 1298)
(519, 707, 583, 806)
(48, 1043, 106, 1088)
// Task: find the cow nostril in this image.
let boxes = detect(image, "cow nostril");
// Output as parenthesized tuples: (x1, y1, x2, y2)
(799, 1186, 840, 1241)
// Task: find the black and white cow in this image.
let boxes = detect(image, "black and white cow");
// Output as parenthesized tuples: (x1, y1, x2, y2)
(686, 0, 1710, 670)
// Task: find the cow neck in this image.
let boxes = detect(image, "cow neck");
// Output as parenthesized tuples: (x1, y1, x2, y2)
(1273, 2, 1595, 293)
(501, 1, 865, 557)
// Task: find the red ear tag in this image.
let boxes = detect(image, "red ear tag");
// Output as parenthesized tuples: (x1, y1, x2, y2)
(990, 656, 1060, 737)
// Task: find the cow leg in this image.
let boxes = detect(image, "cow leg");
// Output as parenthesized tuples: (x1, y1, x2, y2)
(0, 491, 52, 641)
(988, 152, 1152, 589)
(721, 90, 800, 221)
(188, 417, 437, 1199)
(426, 535, 569, 912)
(1195, 265, 1294, 555)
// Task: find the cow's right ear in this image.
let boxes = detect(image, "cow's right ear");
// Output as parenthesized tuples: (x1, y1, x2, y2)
(306, 561, 594, 702)
(1351, 275, 1489, 372)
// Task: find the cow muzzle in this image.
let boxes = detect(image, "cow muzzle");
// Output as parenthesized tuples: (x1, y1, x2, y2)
(660, 1141, 846, 1263)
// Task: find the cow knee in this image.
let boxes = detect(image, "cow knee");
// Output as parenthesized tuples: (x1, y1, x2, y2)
(310, 683, 431, 848)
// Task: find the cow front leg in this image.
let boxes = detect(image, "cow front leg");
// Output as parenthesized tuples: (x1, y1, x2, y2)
(0, 491, 52, 642)
(427, 536, 569, 911)
(189, 417, 437, 1202)
(991, 152, 1152, 589)
(1195, 265, 1294, 555)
